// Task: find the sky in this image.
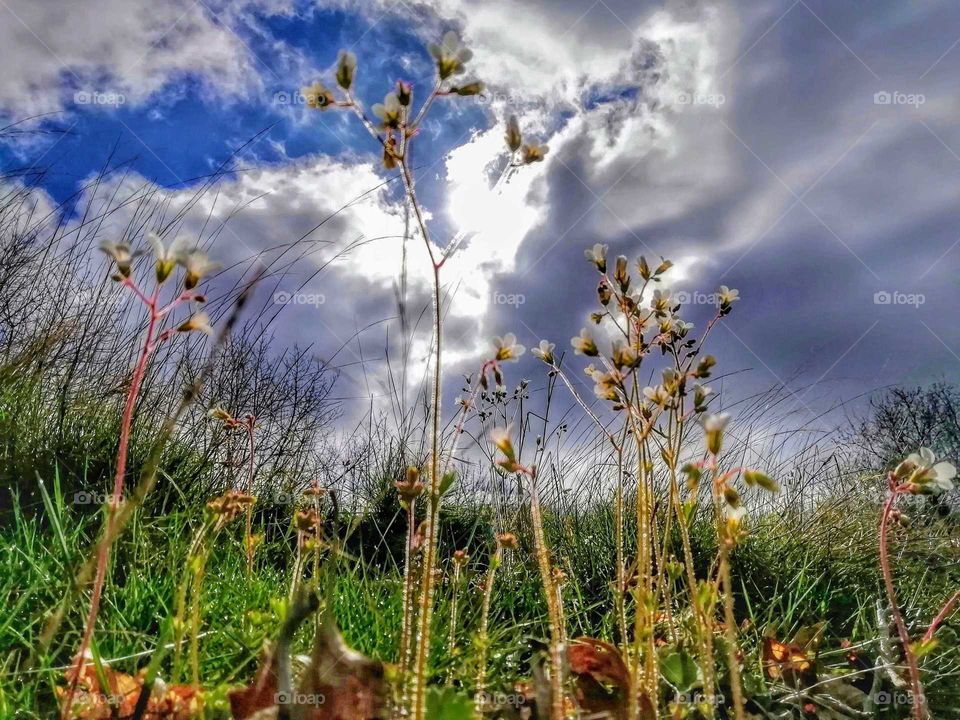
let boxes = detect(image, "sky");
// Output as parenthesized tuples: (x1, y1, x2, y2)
(2, 0, 959, 442)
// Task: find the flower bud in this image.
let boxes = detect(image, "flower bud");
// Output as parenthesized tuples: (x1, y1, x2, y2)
(336, 50, 357, 90)
(505, 115, 522, 153)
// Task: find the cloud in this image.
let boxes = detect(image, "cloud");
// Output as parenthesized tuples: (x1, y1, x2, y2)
(0, 0, 296, 117)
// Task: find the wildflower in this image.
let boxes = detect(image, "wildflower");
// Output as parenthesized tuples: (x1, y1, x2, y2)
(652, 288, 672, 316)
(613, 255, 629, 292)
(675, 319, 694, 337)
(335, 50, 357, 90)
(743, 469, 779, 493)
(395, 466, 424, 505)
(584, 243, 608, 273)
(896, 448, 956, 494)
(694, 355, 716, 379)
(701, 412, 731, 455)
(571, 328, 599, 356)
(395, 80, 413, 106)
(177, 249, 218, 289)
(207, 490, 255, 524)
(611, 340, 638, 370)
(208, 407, 233, 423)
(505, 115, 522, 153)
(724, 503, 747, 533)
(429, 31, 473, 80)
(303, 482, 328, 499)
(531, 340, 555, 365)
(372, 92, 403, 129)
(597, 279, 612, 306)
(147, 232, 186, 284)
(100, 241, 138, 279)
(489, 425, 515, 462)
(177, 311, 213, 335)
(593, 371, 621, 402)
(493, 333, 526, 362)
(294, 509, 320, 533)
(453, 550, 469, 566)
(497, 532, 518, 550)
(302, 81, 335, 110)
(452, 81, 485, 96)
(643, 384, 671, 407)
(717, 285, 740, 312)
(693, 384, 713, 412)
(521, 141, 549, 164)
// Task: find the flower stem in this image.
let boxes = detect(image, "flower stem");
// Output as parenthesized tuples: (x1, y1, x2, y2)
(880, 483, 927, 720)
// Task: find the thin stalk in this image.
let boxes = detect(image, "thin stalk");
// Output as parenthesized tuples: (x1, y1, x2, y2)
(63, 284, 159, 719)
(475, 545, 503, 713)
(879, 483, 927, 720)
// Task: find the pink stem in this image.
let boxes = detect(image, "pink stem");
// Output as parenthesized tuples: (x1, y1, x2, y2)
(62, 284, 158, 719)
(879, 482, 927, 720)
(923, 591, 960, 645)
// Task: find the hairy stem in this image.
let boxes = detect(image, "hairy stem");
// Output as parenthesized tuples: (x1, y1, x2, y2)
(880, 485, 927, 720)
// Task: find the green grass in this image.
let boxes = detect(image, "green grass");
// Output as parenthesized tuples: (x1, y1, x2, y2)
(3, 466, 959, 718)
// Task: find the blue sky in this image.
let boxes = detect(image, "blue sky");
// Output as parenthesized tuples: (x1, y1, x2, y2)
(2, 0, 959, 440)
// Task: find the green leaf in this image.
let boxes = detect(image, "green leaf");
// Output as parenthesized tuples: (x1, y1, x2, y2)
(425, 686, 476, 719)
(439, 471, 457, 497)
(660, 649, 701, 692)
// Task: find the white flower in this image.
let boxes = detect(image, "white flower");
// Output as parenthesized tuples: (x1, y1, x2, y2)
(493, 333, 525, 362)
(904, 447, 956, 494)
(429, 31, 473, 79)
(148, 232, 188, 284)
(302, 81, 334, 110)
(643, 384, 671, 407)
(531, 339, 555, 364)
(489, 424, 515, 460)
(372, 92, 403, 129)
(652, 288, 672, 315)
(177, 249, 219, 290)
(521, 141, 549, 164)
(100, 241, 138, 278)
(571, 328, 599, 356)
(718, 285, 740, 306)
(611, 340, 638, 369)
(701, 412, 731, 455)
(177, 311, 213, 335)
(584, 243, 608, 273)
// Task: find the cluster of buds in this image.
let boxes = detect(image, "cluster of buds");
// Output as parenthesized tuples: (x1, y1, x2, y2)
(395, 466, 425, 509)
(892, 447, 956, 495)
(452, 549, 470, 567)
(303, 482, 328, 501)
(496, 532, 518, 551)
(302, 32, 485, 170)
(101, 233, 218, 291)
(206, 490, 256, 526)
(504, 115, 550, 165)
(531, 245, 736, 417)
(100, 233, 217, 341)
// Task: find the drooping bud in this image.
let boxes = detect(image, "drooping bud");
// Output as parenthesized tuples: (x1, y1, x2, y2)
(505, 115, 522, 153)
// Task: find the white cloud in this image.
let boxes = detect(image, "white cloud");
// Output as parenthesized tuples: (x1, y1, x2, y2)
(0, 0, 295, 117)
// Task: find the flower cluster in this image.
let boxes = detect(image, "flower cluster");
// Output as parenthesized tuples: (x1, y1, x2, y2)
(302, 32, 485, 171)
(504, 114, 549, 166)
